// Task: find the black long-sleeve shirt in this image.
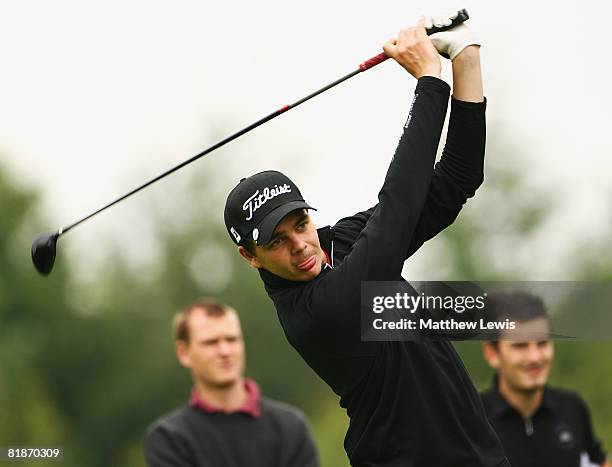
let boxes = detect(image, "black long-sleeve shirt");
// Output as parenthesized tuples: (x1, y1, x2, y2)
(259, 77, 509, 466)
(482, 379, 607, 467)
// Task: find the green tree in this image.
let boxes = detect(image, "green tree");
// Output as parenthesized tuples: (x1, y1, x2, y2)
(0, 163, 72, 464)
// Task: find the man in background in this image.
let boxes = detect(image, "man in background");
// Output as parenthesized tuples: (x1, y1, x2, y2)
(144, 297, 319, 467)
(482, 290, 609, 467)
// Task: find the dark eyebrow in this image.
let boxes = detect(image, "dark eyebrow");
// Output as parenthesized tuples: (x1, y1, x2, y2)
(267, 227, 286, 245)
(294, 211, 309, 226)
(266, 212, 309, 245)
(267, 231, 282, 244)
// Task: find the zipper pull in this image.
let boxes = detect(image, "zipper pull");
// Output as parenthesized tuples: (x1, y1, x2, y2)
(525, 418, 534, 436)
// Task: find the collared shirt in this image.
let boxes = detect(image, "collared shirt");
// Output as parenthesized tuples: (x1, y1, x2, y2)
(481, 377, 607, 467)
(189, 378, 261, 418)
(145, 377, 319, 467)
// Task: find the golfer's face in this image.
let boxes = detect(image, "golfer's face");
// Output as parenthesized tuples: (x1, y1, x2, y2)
(253, 210, 325, 281)
(495, 318, 554, 393)
(183, 310, 245, 388)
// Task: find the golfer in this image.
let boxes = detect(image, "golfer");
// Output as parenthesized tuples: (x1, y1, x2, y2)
(224, 16, 509, 466)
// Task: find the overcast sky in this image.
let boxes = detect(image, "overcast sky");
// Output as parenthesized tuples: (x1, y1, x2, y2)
(1, 0, 610, 279)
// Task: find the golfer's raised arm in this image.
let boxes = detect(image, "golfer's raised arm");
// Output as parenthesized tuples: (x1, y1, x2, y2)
(310, 22, 450, 310)
(451, 45, 483, 102)
(403, 44, 486, 258)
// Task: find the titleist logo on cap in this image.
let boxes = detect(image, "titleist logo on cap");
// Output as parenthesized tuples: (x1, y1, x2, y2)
(243, 184, 292, 221)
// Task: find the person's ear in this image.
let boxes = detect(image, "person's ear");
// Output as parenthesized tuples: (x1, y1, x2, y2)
(482, 342, 500, 369)
(238, 246, 262, 269)
(176, 340, 192, 369)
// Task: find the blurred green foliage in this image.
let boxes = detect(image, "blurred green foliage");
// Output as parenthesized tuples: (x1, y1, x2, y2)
(433, 131, 612, 464)
(1, 128, 611, 467)
(0, 160, 348, 466)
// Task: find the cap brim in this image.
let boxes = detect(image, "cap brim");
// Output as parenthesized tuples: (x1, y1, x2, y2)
(254, 201, 316, 245)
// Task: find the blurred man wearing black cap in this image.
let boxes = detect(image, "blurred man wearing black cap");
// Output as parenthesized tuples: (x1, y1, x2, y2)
(224, 16, 510, 467)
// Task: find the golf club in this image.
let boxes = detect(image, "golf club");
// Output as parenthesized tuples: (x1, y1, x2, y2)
(32, 9, 470, 276)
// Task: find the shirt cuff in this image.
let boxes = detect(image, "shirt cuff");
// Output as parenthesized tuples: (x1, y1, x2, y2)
(451, 96, 488, 110)
(416, 76, 451, 96)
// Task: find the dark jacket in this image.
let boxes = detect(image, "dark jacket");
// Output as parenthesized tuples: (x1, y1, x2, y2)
(260, 77, 508, 466)
(144, 397, 319, 467)
(482, 378, 607, 467)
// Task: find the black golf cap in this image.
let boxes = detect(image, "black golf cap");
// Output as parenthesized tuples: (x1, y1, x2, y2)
(224, 170, 315, 246)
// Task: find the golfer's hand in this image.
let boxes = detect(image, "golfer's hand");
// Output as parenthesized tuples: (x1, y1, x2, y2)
(428, 19, 481, 61)
(383, 17, 441, 79)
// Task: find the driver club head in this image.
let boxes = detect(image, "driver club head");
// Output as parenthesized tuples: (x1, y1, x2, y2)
(31, 232, 60, 275)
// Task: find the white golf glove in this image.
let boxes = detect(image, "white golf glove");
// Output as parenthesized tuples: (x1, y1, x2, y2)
(427, 16, 481, 61)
